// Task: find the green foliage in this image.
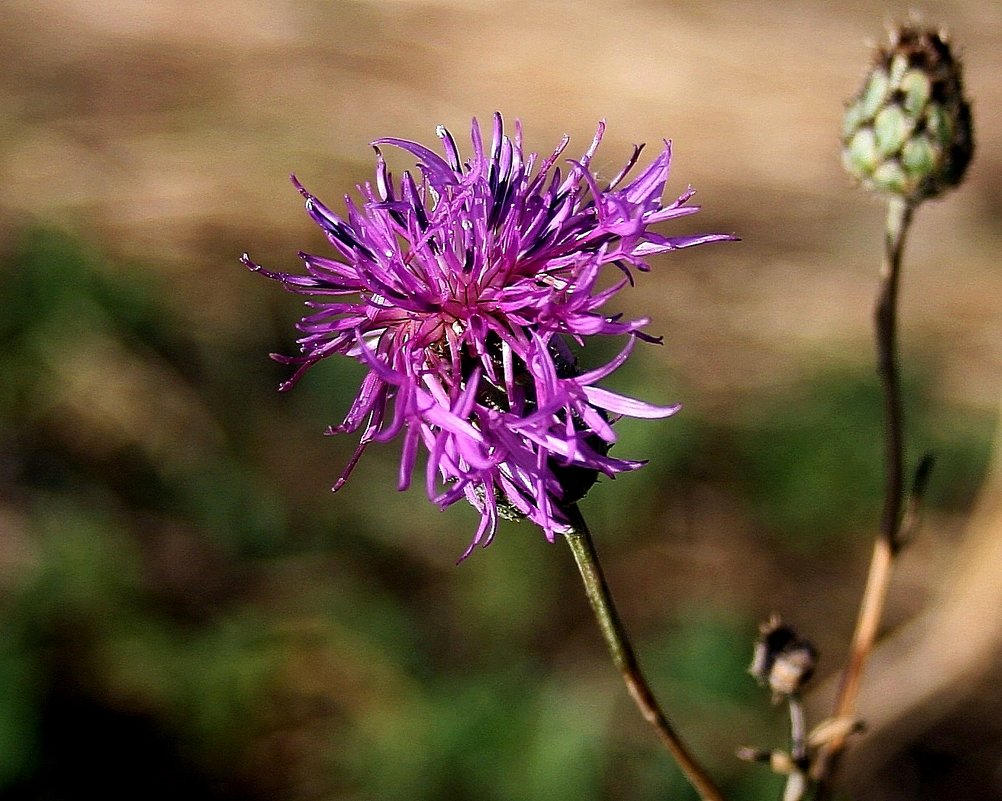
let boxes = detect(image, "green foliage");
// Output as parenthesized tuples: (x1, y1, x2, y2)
(730, 372, 887, 548)
(0, 637, 42, 787)
(0, 228, 995, 800)
(729, 368, 995, 549)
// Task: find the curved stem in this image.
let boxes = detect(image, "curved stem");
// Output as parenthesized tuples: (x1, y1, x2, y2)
(563, 503, 726, 801)
(812, 196, 915, 788)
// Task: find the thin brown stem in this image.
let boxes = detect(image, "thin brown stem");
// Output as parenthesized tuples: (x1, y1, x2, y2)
(563, 503, 726, 801)
(812, 196, 915, 789)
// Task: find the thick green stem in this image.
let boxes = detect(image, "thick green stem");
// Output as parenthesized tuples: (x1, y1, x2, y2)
(563, 504, 726, 801)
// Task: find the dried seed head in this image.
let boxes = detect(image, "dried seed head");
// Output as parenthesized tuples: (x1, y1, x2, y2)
(750, 616, 818, 700)
(842, 24, 974, 203)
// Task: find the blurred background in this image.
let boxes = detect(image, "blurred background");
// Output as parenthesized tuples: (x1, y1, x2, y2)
(1, 1, 1000, 799)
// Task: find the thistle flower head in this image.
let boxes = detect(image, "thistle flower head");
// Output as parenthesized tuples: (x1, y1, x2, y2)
(842, 24, 974, 203)
(244, 114, 733, 558)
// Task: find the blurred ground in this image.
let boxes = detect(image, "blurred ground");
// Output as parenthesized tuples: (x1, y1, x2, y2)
(0, 2, 1000, 800)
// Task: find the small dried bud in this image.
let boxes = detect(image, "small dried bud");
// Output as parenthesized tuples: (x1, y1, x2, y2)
(750, 616, 818, 700)
(842, 24, 974, 203)
(807, 715, 865, 750)
(736, 747, 797, 775)
(736, 745, 772, 764)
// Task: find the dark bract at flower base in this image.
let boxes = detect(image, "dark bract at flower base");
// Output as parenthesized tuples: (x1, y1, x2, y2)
(244, 113, 734, 559)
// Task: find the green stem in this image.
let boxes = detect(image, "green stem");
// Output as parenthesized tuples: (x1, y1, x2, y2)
(563, 504, 726, 801)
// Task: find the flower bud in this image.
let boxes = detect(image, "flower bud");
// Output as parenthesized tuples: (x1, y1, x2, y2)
(842, 25, 973, 203)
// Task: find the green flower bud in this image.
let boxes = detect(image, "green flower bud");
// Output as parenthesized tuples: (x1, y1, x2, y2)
(842, 25, 974, 203)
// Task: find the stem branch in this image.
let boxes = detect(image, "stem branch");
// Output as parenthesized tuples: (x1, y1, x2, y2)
(563, 504, 726, 801)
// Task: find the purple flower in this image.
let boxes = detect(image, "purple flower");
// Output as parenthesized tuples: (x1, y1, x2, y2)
(244, 114, 732, 558)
